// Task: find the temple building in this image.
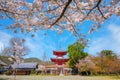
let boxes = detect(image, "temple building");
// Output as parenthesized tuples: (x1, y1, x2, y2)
(50, 50, 72, 75)
(11, 62, 38, 75)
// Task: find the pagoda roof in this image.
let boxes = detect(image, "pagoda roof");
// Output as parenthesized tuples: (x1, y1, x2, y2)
(53, 50, 67, 52)
(51, 58, 69, 63)
(53, 50, 67, 56)
(11, 62, 38, 69)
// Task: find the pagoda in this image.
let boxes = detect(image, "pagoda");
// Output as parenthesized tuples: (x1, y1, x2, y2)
(51, 50, 69, 75)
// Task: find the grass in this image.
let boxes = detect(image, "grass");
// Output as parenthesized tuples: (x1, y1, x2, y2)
(0, 75, 120, 80)
(110, 76, 120, 79)
(0, 78, 9, 80)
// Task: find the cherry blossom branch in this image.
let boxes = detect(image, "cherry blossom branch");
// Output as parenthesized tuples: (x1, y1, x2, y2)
(73, 0, 83, 10)
(87, 0, 102, 16)
(87, 0, 106, 19)
(50, 0, 72, 27)
(0, 8, 16, 15)
(64, 15, 79, 36)
(44, 4, 65, 13)
(0, 8, 25, 16)
(97, 6, 106, 19)
(56, 24, 64, 29)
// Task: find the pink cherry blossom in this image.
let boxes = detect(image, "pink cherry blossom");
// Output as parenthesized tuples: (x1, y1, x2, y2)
(0, 0, 120, 45)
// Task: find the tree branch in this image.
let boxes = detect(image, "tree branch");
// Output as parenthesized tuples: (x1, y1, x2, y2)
(44, 4, 65, 13)
(97, 6, 106, 19)
(50, 0, 72, 28)
(87, 0, 102, 16)
(0, 8, 25, 16)
(64, 15, 79, 36)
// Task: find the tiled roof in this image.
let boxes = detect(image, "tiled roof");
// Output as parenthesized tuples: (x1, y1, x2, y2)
(11, 62, 38, 69)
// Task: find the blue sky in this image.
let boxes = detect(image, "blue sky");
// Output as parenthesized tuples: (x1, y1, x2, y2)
(0, 14, 120, 60)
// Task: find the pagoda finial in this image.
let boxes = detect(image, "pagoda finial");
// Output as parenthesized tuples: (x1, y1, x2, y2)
(58, 42, 62, 51)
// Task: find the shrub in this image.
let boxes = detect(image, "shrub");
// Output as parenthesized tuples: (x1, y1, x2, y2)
(31, 70, 37, 75)
(4, 71, 12, 75)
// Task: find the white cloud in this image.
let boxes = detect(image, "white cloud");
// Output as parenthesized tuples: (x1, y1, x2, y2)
(0, 31, 12, 52)
(24, 31, 76, 60)
(24, 33, 57, 60)
(87, 24, 120, 55)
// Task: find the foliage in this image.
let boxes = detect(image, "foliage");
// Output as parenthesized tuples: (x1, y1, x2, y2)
(93, 50, 120, 74)
(31, 70, 37, 75)
(68, 42, 88, 67)
(76, 50, 120, 75)
(100, 50, 117, 59)
(4, 71, 12, 75)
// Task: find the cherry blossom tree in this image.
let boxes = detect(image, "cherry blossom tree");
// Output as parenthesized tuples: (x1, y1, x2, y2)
(8, 38, 29, 64)
(0, 0, 120, 43)
(76, 56, 99, 75)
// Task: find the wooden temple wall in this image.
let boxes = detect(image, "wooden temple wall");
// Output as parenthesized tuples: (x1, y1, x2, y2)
(12, 70, 31, 75)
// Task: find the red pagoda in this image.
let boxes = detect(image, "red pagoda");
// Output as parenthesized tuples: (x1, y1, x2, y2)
(51, 50, 69, 75)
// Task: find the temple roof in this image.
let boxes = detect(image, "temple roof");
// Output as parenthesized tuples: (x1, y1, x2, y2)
(51, 58, 69, 61)
(11, 62, 38, 69)
(51, 58, 69, 65)
(53, 50, 67, 57)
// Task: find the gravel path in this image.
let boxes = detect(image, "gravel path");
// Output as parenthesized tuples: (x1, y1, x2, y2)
(0, 75, 119, 80)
